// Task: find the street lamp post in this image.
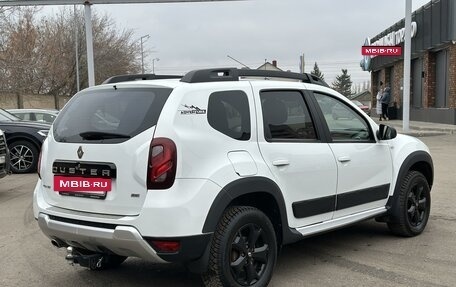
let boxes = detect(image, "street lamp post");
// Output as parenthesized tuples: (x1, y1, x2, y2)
(152, 58, 160, 74)
(140, 34, 150, 74)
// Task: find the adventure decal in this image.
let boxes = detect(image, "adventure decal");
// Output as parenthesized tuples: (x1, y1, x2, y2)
(179, 104, 207, 115)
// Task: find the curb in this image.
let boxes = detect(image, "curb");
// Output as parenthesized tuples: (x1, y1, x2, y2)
(371, 119, 456, 136)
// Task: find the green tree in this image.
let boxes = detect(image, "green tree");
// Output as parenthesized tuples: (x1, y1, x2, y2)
(310, 62, 324, 81)
(332, 69, 353, 97)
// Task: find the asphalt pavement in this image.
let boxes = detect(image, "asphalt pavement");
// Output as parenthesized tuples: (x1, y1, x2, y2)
(1, 134, 455, 286)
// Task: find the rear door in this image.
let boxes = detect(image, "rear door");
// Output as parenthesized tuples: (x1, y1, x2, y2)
(252, 85, 338, 228)
(312, 91, 393, 218)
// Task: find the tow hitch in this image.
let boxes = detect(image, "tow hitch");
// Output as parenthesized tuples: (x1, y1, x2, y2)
(65, 246, 105, 270)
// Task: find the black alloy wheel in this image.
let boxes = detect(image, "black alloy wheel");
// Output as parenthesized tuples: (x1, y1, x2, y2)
(387, 170, 431, 237)
(230, 223, 269, 286)
(406, 182, 428, 228)
(9, 140, 39, 173)
(203, 206, 277, 287)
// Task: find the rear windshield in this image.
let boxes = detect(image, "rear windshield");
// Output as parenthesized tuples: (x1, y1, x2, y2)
(53, 87, 172, 143)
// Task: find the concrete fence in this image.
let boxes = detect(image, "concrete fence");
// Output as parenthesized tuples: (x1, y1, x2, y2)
(0, 94, 71, 110)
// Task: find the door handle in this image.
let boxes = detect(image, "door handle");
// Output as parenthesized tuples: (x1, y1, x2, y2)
(337, 156, 351, 163)
(272, 159, 290, 166)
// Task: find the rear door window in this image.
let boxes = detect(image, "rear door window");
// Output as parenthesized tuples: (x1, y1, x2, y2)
(53, 87, 172, 143)
(260, 90, 317, 141)
(207, 90, 251, 140)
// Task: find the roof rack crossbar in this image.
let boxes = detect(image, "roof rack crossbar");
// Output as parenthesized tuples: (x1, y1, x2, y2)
(180, 68, 329, 87)
(103, 74, 182, 84)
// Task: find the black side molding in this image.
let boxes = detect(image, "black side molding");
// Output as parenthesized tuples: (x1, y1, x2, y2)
(292, 184, 390, 219)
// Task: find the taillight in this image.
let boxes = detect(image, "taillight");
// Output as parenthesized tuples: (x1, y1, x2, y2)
(147, 138, 177, 189)
(37, 150, 42, 179)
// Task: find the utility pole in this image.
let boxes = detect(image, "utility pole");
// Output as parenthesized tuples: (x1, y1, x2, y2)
(140, 34, 150, 74)
(299, 53, 305, 73)
(152, 58, 159, 74)
(74, 5, 80, 92)
(403, 0, 412, 132)
(84, 2, 95, 87)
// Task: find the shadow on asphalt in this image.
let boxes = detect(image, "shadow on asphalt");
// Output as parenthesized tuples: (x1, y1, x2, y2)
(63, 220, 392, 287)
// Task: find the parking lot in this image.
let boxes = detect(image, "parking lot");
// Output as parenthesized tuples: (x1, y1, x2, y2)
(1, 134, 455, 287)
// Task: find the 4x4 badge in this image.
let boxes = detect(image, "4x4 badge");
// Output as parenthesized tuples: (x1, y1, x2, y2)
(77, 146, 84, 159)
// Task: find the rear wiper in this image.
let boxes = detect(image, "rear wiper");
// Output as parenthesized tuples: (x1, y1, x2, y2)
(79, 131, 131, 140)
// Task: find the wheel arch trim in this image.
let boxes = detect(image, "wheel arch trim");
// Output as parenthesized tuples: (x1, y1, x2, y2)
(202, 176, 302, 245)
(7, 135, 41, 150)
(386, 150, 433, 214)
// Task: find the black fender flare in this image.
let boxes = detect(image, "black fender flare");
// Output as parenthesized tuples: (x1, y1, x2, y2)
(202, 176, 302, 245)
(386, 151, 433, 216)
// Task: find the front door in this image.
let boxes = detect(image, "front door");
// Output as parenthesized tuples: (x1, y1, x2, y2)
(313, 92, 393, 218)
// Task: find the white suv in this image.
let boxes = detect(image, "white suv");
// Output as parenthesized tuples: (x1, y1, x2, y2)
(34, 68, 433, 287)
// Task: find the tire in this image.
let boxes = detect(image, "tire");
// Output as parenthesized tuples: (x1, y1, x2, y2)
(202, 206, 277, 287)
(387, 171, 431, 237)
(9, 140, 39, 173)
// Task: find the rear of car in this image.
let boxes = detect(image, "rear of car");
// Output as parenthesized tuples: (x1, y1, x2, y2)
(34, 82, 217, 267)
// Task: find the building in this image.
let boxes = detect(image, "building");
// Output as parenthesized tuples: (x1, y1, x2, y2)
(256, 60, 283, 71)
(362, 0, 456, 124)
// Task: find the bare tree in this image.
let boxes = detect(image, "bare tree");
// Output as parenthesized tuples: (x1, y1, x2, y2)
(0, 7, 141, 107)
(0, 8, 41, 107)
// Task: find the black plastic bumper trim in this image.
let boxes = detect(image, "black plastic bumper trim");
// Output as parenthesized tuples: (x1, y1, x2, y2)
(147, 233, 213, 263)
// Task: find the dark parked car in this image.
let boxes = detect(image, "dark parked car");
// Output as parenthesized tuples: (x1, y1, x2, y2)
(0, 109, 50, 173)
(0, 129, 10, 178)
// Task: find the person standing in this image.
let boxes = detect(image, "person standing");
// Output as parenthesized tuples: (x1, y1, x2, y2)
(376, 81, 384, 121)
(381, 85, 391, 121)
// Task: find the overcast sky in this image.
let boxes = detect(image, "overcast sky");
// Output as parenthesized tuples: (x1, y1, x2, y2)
(44, 0, 430, 86)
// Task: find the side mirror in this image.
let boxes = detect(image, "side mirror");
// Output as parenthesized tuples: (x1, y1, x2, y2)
(377, 124, 397, 140)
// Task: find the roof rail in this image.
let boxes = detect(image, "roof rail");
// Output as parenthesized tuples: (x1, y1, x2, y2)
(180, 68, 329, 87)
(103, 74, 182, 84)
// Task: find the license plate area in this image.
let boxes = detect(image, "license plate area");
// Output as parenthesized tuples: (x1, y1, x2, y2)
(54, 176, 112, 200)
(52, 160, 116, 200)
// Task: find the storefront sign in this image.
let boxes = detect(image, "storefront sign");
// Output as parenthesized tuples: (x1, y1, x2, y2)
(372, 22, 417, 46)
(360, 22, 417, 71)
(361, 46, 402, 56)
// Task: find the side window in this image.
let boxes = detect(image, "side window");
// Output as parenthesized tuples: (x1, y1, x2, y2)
(260, 90, 317, 141)
(314, 92, 372, 142)
(21, 113, 32, 121)
(14, 113, 27, 120)
(207, 90, 250, 140)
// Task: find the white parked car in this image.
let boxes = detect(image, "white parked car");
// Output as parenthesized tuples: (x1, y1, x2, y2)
(7, 108, 58, 124)
(33, 68, 433, 287)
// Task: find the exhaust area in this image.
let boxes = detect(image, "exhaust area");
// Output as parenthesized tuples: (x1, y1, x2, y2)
(51, 238, 67, 248)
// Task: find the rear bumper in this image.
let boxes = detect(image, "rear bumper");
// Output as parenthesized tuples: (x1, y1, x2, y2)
(38, 213, 166, 263)
(38, 213, 213, 265)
